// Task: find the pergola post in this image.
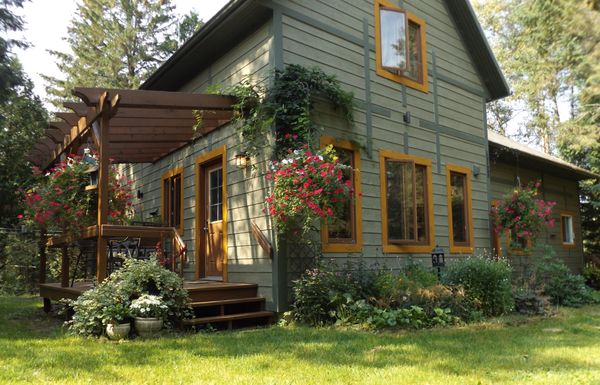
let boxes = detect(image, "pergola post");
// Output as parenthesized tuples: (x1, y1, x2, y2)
(96, 111, 111, 282)
(60, 245, 69, 288)
(38, 229, 47, 284)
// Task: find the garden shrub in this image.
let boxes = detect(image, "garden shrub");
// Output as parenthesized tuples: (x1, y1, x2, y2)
(443, 257, 514, 316)
(291, 259, 475, 328)
(290, 258, 377, 326)
(583, 262, 600, 289)
(512, 288, 550, 315)
(532, 248, 596, 307)
(67, 257, 191, 337)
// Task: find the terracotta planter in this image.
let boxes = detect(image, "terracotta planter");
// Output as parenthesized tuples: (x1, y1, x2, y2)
(134, 317, 163, 337)
(106, 322, 131, 340)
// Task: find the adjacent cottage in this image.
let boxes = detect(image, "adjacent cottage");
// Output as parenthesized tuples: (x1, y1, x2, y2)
(29, 0, 596, 315)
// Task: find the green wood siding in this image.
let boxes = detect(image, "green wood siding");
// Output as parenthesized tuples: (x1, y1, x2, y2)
(490, 161, 585, 272)
(279, 0, 490, 266)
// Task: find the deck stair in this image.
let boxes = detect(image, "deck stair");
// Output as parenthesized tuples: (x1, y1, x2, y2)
(182, 282, 273, 330)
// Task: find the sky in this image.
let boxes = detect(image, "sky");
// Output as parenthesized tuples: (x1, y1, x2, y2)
(11, 0, 229, 108)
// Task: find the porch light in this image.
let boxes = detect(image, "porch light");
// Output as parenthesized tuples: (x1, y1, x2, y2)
(431, 245, 445, 280)
(235, 152, 251, 169)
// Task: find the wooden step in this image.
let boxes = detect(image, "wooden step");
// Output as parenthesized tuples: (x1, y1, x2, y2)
(182, 311, 273, 327)
(185, 282, 258, 302)
(190, 297, 265, 308)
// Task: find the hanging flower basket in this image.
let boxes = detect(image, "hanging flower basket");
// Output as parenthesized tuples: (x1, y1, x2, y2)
(265, 145, 355, 234)
(491, 181, 556, 249)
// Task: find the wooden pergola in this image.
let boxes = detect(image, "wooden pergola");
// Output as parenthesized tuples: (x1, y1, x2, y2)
(28, 88, 236, 287)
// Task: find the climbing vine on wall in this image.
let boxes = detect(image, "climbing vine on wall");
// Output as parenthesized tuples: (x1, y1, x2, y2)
(223, 64, 354, 159)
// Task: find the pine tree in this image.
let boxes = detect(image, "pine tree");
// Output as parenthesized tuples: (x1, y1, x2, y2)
(0, 0, 48, 226)
(43, 0, 202, 108)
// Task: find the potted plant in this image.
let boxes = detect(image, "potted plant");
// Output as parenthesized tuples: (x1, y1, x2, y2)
(102, 301, 132, 340)
(130, 294, 168, 337)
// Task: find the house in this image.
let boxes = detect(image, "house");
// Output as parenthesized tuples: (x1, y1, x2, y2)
(28, 0, 596, 316)
(488, 131, 598, 274)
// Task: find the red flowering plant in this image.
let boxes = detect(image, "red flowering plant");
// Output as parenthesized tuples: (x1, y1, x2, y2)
(21, 155, 133, 237)
(491, 181, 556, 249)
(265, 144, 355, 234)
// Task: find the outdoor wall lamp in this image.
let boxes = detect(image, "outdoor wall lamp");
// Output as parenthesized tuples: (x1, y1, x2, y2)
(235, 152, 251, 169)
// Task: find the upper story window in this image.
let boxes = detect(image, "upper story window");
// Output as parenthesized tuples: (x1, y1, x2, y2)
(375, 0, 428, 93)
(320, 137, 363, 253)
(162, 167, 184, 234)
(379, 150, 434, 253)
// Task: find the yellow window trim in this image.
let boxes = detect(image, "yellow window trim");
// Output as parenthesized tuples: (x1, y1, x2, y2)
(319, 136, 363, 253)
(374, 0, 429, 93)
(445, 164, 474, 254)
(161, 166, 184, 235)
(194, 145, 228, 282)
(560, 211, 576, 249)
(379, 149, 435, 253)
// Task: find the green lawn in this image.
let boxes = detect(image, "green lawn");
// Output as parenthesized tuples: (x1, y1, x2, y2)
(1, 296, 599, 385)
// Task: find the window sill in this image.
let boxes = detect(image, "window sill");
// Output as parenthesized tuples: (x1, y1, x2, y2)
(383, 244, 433, 254)
(448, 245, 473, 254)
(322, 243, 362, 253)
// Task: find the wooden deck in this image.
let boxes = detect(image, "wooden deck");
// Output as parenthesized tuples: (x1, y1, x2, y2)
(40, 280, 273, 329)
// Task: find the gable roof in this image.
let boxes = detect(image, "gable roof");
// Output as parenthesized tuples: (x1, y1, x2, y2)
(142, 0, 510, 101)
(488, 130, 599, 181)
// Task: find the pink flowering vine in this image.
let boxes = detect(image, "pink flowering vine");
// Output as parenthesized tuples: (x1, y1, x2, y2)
(20, 155, 133, 237)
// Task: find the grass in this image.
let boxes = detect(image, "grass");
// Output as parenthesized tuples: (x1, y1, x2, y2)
(1, 297, 600, 384)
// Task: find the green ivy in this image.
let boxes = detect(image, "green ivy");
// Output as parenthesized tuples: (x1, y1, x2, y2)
(222, 64, 354, 159)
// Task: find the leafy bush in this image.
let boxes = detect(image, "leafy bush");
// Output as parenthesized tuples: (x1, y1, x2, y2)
(533, 248, 597, 307)
(408, 284, 482, 322)
(291, 259, 476, 328)
(67, 257, 191, 337)
(290, 259, 377, 326)
(443, 257, 514, 316)
(583, 262, 600, 289)
(372, 263, 438, 307)
(513, 289, 550, 315)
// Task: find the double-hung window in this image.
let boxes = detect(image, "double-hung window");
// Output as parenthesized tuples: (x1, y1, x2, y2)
(162, 167, 184, 234)
(446, 165, 474, 253)
(320, 137, 363, 252)
(375, 0, 428, 92)
(380, 150, 434, 253)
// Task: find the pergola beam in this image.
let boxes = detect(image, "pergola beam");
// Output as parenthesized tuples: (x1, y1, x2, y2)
(73, 87, 236, 110)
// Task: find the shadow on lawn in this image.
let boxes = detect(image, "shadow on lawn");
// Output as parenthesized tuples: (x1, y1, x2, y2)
(1, 296, 599, 382)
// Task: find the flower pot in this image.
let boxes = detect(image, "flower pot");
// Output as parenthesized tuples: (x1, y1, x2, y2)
(134, 317, 163, 337)
(106, 322, 131, 340)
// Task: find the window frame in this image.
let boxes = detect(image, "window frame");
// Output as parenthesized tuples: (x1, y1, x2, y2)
(374, 0, 428, 93)
(161, 166, 184, 235)
(379, 150, 434, 253)
(445, 164, 474, 254)
(320, 136, 363, 253)
(560, 212, 576, 247)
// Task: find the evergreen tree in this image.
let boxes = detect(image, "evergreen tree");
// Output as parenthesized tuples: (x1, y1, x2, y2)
(0, 0, 47, 226)
(43, 0, 202, 108)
